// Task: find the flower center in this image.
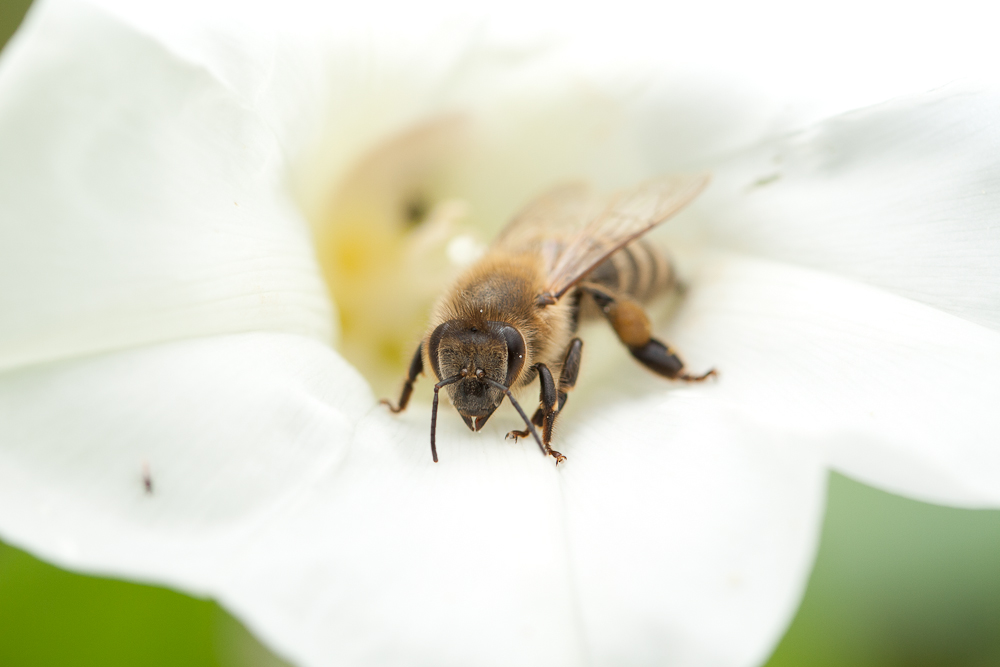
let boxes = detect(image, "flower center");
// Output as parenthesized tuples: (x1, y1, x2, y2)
(308, 120, 484, 393)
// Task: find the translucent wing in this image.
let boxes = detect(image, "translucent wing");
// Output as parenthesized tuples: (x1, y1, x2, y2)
(493, 182, 597, 246)
(497, 174, 710, 301)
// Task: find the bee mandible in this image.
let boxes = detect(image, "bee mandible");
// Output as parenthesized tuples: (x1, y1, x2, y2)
(382, 174, 717, 464)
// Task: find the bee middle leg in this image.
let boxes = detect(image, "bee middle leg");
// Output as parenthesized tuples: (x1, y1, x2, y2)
(580, 283, 716, 382)
(506, 338, 583, 463)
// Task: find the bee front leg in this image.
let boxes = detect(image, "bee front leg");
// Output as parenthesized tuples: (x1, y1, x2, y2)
(506, 339, 583, 464)
(506, 364, 558, 458)
(380, 343, 423, 413)
(582, 284, 716, 382)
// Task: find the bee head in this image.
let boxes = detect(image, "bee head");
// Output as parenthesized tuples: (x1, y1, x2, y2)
(428, 318, 527, 431)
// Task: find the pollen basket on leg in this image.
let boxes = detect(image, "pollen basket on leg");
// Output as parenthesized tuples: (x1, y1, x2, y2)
(308, 118, 484, 393)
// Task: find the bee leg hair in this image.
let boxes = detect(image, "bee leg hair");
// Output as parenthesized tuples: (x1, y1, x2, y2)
(380, 343, 424, 412)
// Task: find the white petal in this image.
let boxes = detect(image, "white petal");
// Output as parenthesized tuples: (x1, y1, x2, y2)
(0, 332, 582, 665)
(0, 333, 370, 586)
(664, 251, 1000, 506)
(561, 398, 827, 667)
(0, 0, 333, 373)
(0, 325, 827, 667)
(220, 398, 829, 667)
(679, 84, 1000, 332)
(5, 253, 994, 666)
(4, 4, 995, 667)
(223, 411, 587, 667)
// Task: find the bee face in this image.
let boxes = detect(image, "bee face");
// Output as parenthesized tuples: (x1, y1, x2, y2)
(429, 319, 527, 430)
(436, 327, 507, 428)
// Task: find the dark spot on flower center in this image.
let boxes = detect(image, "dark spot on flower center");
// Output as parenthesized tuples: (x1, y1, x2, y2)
(403, 195, 429, 227)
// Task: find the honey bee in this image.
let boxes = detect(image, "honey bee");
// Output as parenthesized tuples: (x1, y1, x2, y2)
(382, 174, 716, 463)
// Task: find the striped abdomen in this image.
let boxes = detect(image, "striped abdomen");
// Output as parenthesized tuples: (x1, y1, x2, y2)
(583, 237, 676, 303)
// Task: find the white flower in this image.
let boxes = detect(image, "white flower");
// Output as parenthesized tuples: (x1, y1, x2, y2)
(1, 1, 998, 666)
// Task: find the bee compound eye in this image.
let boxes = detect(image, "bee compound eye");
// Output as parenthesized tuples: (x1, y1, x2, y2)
(489, 321, 526, 388)
(427, 319, 461, 381)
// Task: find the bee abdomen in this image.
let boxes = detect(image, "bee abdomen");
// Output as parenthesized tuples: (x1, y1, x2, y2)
(586, 238, 674, 303)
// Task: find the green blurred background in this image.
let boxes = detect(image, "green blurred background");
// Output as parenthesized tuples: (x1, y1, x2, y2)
(2, 1, 999, 665)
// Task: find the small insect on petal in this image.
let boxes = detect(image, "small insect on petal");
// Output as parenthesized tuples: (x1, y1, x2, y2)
(141, 462, 154, 495)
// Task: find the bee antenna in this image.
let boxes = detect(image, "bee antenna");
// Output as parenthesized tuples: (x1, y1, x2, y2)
(431, 375, 463, 462)
(482, 378, 546, 457)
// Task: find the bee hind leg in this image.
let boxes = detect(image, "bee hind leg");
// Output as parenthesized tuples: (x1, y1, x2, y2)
(581, 283, 715, 382)
(629, 338, 716, 381)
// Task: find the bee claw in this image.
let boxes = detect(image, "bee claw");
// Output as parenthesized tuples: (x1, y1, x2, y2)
(380, 398, 404, 413)
(509, 430, 565, 464)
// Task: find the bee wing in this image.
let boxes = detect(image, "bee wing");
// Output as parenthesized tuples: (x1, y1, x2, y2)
(492, 181, 597, 246)
(542, 173, 710, 300)
(488, 182, 601, 279)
